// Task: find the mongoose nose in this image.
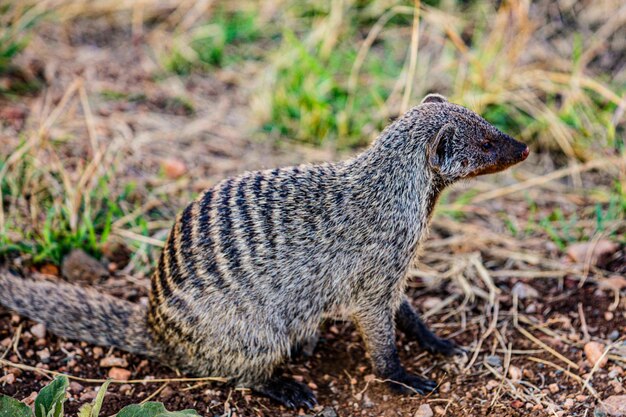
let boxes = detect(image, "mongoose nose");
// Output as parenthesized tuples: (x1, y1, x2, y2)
(521, 146, 529, 160)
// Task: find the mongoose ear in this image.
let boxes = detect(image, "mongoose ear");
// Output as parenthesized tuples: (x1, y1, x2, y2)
(421, 94, 448, 105)
(427, 123, 456, 171)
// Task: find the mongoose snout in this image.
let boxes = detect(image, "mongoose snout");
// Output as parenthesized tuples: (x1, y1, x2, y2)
(0, 93, 528, 409)
(470, 132, 529, 176)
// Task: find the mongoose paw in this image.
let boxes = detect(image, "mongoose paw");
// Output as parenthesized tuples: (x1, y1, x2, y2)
(253, 377, 318, 409)
(421, 336, 464, 356)
(386, 372, 437, 396)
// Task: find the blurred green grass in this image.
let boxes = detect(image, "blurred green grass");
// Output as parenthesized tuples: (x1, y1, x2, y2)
(157, 0, 625, 154)
(0, 0, 624, 264)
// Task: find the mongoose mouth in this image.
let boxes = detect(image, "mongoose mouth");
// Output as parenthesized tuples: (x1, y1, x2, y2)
(471, 145, 529, 177)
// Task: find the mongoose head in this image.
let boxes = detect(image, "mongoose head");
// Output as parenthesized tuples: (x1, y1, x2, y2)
(419, 94, 529, 183)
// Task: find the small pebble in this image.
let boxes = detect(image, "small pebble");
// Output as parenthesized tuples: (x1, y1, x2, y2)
(486, 355, 502, 367)
(440, 382, 451, 393)
(119, 384, 132, 394)
(40, 264, 59, 276)
(414, 404, 433, 417)
(159, 386, 175, 400)
(36, 348, 50, 363)
(362, 393, 374, 408)
(585, 341, 608, 368)
(62, 249, 108, 282)
(511, 399, 524, 408)
(108, 367, 131, 381)
(422, 297, 442, 310)
(601, 395, 626, 416)
(92, 347, 104, 359)
(609, 380, 624, 394)
(69, 381, 84, 394)
(22, 391, 38, 406)
(162, 158, 187, 179)
(566, 240, 619, 265)
(80, 390, 97, 402)
(0, 373, 15, 384)
(99, 356, 128, 368)
(511, 282, 539, 299)
(30, 323, 46, 339)
(563, 398, 574, 409)
(319, 407, 338, 417)
(486, 380, 499, 390)
(609, 367, 624, 378)
(549, 383, 560, 393)
(508, 365, 522, 381)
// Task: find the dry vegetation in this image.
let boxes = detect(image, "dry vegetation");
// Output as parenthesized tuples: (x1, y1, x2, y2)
(0, 0, 625, 416)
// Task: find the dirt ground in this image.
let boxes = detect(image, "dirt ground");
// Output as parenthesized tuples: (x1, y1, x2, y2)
(1, 16, 625, 417)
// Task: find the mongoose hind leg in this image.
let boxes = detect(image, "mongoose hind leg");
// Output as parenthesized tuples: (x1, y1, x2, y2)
(397, 298, 462, 356)
(251, 376, 317, 409)
(354, 308, 437, 396)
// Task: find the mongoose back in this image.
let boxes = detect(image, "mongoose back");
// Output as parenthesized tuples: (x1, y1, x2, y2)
(0, 94, 529, 408)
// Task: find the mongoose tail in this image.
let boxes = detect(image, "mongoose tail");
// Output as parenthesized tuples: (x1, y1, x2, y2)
(0, 271, 157, 357)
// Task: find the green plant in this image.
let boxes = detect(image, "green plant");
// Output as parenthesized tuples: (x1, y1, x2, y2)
(0, 375, 199, 417)
(0, 133, 146, 265)
(165, 9, 260, 74)
(0, 4, 40, 73)
(0, 3, 48, 96)
(0, 171, 124, 264)
(261, 29, 403, 148)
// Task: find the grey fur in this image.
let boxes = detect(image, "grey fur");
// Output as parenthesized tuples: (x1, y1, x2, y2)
(0, 96, 528, 407)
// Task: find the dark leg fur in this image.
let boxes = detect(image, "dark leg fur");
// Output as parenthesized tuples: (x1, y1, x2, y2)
(290, 332, 319, 357)
(354, 308, 437, 396)
(252, 376, 317, 409)
(396, 298, 462, 356)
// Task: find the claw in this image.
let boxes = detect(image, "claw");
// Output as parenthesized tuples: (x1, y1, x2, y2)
(422, 336, 463, 356)
(253, 376, 318, 409)
(387, 372, 437, 396)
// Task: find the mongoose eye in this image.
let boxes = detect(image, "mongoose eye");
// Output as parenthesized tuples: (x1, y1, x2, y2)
(480, 142, 493, 152)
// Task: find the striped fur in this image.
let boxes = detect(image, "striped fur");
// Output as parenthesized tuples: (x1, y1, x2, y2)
(0, 95, 528, 404)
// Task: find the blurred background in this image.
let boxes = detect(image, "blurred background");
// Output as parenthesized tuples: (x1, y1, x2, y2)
(0, 0, 625, 416)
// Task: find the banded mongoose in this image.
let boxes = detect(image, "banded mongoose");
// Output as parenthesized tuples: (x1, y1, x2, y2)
(0, 94, 529, 408)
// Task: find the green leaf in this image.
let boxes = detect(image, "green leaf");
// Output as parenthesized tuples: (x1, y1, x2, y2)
(90, 379, 111, 417)
(34, 375, 69, 417)
(78, 404, 93, 417)
(0, 394, 33, 417)
(78, 379, 112, 417)
(117, 402, 199, 417)
(117, 403, 166, 417)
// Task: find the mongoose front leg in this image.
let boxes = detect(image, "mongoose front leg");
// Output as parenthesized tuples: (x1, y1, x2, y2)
(251, 376, 317, 409)
(354, 308, 437, 395)
(396, 298, 460, 356)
